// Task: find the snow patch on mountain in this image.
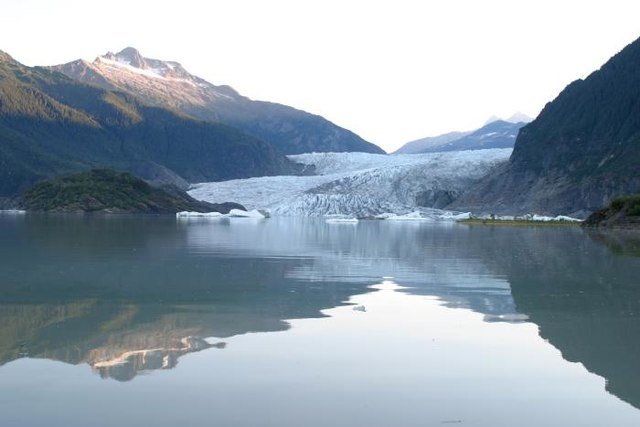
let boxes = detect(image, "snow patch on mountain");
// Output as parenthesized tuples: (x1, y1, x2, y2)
(189, 149, 511, 217)
(97, 57, 166, 80)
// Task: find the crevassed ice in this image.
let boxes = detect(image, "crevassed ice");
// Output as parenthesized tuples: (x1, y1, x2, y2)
(189, 149, 512, 217)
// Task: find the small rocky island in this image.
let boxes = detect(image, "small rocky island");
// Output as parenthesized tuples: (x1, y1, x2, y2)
(21, 169, 242, 214)
(583, 195, 640, 228)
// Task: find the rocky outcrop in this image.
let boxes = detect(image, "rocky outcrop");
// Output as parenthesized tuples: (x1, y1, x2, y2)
(582, 195, 640, 228)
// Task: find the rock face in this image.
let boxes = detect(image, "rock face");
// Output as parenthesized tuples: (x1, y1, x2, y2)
(54, 47, 384, 155)
(21, 169, 243, 214)
(0, 52, 299, 198)
(451, 36, 640, 217)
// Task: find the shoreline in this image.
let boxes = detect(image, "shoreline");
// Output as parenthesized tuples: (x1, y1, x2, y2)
(458, 218, 582, 227)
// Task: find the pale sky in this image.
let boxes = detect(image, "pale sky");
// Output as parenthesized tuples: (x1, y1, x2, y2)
(2, 0, 639, 152)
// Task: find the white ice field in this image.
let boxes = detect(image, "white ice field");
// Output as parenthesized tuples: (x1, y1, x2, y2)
(188, 149, 512, 218)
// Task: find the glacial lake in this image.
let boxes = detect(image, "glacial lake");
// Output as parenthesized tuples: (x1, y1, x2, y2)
(2, 215, 640, 426)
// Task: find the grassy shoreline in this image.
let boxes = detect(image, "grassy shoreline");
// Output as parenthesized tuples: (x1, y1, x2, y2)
(458, 218, 582, 227)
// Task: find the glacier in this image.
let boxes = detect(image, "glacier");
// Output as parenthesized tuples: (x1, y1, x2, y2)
(188, 149, 512, 217)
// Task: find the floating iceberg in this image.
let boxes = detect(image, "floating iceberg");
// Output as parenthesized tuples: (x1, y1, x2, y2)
(176, 211, 224, 218)
(0, 209, 26, 215)
(462, 213, 583, 223)
(176, 209, 266, 219)
(226, 209, 266, 218)
(325, 217, 359, 224)
(439, 211, 472, 220)
(385, 211, 434, 221)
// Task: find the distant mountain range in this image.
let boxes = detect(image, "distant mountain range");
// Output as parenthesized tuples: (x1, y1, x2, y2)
(53, 47, 383, 155)
(394, 115, 530, 154)
(394, 131, 472, 155)
(0, 50, 300, 199)
(451, 36, 640, 216)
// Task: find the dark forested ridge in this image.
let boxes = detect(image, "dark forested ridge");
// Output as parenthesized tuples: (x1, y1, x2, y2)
(451, 36, 640, 217)
(22, 169, 242, 213)
(0, 51, 300, 200)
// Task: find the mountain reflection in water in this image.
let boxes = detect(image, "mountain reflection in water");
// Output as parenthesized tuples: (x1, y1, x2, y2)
(1, 215, 640, 413)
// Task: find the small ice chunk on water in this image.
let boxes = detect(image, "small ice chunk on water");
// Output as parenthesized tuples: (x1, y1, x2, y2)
(176, 211, 224, 218)
(177, 209, 266, 220)
(226, 209, 265, 218)
(386, 211, 431, 221)
(326, 217, 358, 224)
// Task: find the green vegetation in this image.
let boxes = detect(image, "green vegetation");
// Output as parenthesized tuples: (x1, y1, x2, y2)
(54, 48, 383, 156)
(0, 54, 299, 198)
(583, 194, 640, 228)
(609, 194, 640, 216)
(22, 169, 216, 213)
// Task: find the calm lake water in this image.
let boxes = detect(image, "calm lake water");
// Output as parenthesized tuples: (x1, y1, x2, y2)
(1, 214, 640, 426)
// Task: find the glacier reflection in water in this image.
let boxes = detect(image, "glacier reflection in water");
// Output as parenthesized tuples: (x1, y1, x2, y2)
(1, 216, 640, 426)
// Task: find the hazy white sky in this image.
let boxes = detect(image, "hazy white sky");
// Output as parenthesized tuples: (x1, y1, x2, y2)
(2, 0, 639, 152)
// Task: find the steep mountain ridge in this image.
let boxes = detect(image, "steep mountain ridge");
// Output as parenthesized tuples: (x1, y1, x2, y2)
(54, 47, 384, 155)
(451, 36, 640, 217)
(0, 52, 299, 199)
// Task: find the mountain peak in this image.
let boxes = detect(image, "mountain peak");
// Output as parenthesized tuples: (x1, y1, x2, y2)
(0, 50, 17, 64)
(115, 47, 145, 68)
(484, 112, 533, 126)
(506, 112, 533, 124)
(118, 47, 141, 57)
(93, 47, 194, 81)
(56, 48, 383, 155)
(99, 47, 146, 69)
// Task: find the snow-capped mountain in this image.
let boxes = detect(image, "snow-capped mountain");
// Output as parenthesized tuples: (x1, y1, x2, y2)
(429, 120, 526, 152)
(393, 130, 472, 154)
(485, 112, 533, 125)
(505, 112, 533, 124)
(189, 149, 512, 217)
(0, 50, 301, 199)
(55, 48, 255, 111)
(394, 119, 526, 154)
(53, 48, 383, 155)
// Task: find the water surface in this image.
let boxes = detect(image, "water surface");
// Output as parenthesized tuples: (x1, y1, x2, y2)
(1, 215, 640, 426)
